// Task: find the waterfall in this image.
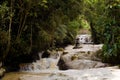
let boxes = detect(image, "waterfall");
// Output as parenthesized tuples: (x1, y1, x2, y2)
(19, 51, 62, 71)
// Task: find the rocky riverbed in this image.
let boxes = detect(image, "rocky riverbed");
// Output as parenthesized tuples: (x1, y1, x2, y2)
(2, 44, 120, 80)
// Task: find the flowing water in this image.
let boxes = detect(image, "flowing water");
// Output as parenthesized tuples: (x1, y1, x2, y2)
(19, 51, 62, 72)
(3, 44, 120, 80)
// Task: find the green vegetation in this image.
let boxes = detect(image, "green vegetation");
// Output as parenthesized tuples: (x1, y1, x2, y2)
(0, 0, 82, 70)
(82, 0, 120, 64)
(0, 0, 120, 70)
(101, 0, 120, 64)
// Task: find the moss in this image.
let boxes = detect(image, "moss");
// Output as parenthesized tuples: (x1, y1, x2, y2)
(71, 54, 79, 61)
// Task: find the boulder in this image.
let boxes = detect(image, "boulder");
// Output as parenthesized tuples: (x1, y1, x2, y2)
(59, 44, 108, 70)
(66, 59, 107, 69)
(0, 68, 5, 78)
(0, 62, 5, 78)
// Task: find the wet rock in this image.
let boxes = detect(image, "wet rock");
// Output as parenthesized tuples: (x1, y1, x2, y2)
(60, 44, 108, 70)
(58, 58, 69, 70)
(19, 51, 62, 71)
(66, 59, 107, 69)
(0, 68, 5, 78)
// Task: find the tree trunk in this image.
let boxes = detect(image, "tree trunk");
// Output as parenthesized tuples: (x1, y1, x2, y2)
(90, 22, 98, 44)
(4, 0, 14, 59)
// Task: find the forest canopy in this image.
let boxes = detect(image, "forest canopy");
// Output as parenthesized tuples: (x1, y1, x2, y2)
(0, 0, 120, 68)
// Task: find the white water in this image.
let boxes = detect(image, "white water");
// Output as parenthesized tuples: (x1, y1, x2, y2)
(14, 44, 120, 80)
(19, 51, 61, 71)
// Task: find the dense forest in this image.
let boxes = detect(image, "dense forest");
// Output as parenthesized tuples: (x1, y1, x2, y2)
(0, 0, 120, 71)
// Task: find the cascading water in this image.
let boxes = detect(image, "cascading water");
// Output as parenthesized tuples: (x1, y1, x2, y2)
(19, 51, 62, 72)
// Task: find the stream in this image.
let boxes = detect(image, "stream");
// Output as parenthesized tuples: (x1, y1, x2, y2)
(2, 44, 120, 80)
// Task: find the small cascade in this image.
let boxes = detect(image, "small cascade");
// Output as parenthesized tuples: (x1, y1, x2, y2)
(19, 51, 62, 71)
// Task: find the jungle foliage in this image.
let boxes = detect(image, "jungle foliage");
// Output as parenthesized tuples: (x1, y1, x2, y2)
(0, 0, 82, 67)
(0, 0, 120, 68)
(101, 0, 120, 64)
(82, 0, 120, 64)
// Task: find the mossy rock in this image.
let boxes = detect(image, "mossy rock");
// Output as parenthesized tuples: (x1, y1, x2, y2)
(71, 54, 79, 61)
(62, 52, 68, 55)
(57, 48, 64, 51)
